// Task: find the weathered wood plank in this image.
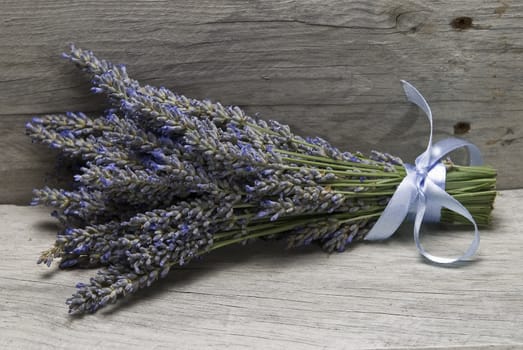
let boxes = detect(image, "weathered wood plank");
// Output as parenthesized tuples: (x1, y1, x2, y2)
(1, 189, 522, 349)
(1, 0, 523, 204)
(0, 114, 72, 204)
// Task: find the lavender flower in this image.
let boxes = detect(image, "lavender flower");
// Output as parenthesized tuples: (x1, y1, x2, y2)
(27, 46, 496, 314)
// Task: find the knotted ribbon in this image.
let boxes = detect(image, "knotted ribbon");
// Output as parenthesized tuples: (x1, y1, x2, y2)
(364, 80, 483, 264)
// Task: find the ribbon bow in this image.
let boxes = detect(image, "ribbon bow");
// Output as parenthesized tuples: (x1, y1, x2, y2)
(364, 80, 483, 264)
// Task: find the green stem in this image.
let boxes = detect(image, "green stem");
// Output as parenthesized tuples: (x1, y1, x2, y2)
(276, 149, 404, 172)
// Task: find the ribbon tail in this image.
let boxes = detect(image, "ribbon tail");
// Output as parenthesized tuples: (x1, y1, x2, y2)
(413, 179, 480, 264)
(365, 172, 417, 241)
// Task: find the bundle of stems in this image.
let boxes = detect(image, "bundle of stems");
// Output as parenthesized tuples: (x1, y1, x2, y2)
(26, 46, 496, 314)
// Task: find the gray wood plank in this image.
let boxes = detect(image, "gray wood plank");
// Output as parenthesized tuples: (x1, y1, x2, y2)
(1, 189, 522, 349)
(1, 0, 523, 204)
(0, 114, 71, 204)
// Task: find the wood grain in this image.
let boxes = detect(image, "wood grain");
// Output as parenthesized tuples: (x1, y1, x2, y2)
(1, 189, 522, 349)
(1, 0, 523, 204)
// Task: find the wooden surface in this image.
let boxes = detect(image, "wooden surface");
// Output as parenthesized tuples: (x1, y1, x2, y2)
(0, 189, 522, 349)
(1, 0, 523, 204)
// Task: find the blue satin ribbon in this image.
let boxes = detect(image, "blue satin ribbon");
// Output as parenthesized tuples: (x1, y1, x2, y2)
(364, 80, 483, 264)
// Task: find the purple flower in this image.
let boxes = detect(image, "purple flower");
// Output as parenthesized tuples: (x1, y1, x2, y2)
(33, 45, 483, 316)
(91, 87, 104, 94)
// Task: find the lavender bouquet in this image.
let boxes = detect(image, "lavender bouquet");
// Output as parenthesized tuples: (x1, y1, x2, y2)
(26, 46, 496, 314)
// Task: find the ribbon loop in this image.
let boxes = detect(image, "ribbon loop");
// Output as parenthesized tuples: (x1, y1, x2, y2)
(364, 81, 483, 265)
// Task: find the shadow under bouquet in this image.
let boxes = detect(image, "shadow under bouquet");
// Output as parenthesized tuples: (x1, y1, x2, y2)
(26, 46, 496, 314)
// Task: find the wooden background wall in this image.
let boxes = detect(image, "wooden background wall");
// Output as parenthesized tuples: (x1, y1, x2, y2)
(1, 0, 522, 204)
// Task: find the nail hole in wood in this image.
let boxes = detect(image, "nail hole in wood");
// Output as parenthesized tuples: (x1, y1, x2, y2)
(450, 16, 473, 30)
(453, 121, 471, 135)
